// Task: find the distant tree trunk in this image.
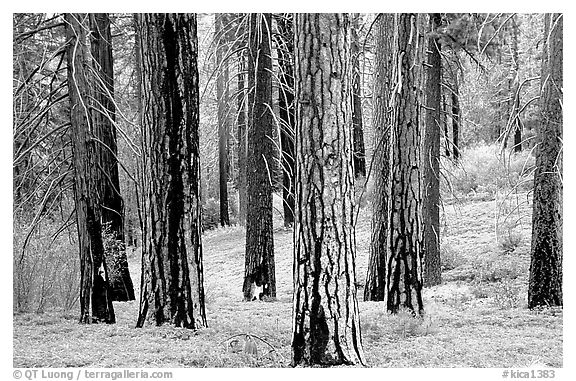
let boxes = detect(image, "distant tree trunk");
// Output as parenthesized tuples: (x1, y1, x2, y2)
(513, 93, 522, 152)
(237, 50, 247, 226)
(216, 14, 231, 227)
(351, 14, 367, 178)
(511, 17, 522, 153)
(386, 13, 425, 315)
(422, 13, 442, 287)
(443, 93, 451, 157)
(243, 13, 276, 301)
(89, 13, 135, 302)
(528, 13, 563, 309)
(65, 13, 115, 324)
(135, 13, 207, 329)
(451, 86, 460, 160)
(364, 13, 394, 302)
(276, 14, 296, 228)
(292, 13, 365, 367)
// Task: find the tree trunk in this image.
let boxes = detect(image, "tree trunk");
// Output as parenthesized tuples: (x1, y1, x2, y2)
(243, 13, 276, 301)
(422, 13, 442, 287)
(292, 13, 365, 366)
(386, 13, 425, 315)
(351, 14, 367, 178)
(237, 50, 247, 226)
(276, 14, 296, 228)
(135, 13, 207, 329)
(65, 13, 115, 324)
(364, 13, 394, 302)
(511, 17, 523, 153)
(89, 13, 135, 302)
(528, 13, 563, 309)
(216, 14, 231, 227)
(443, 93, 451, 157)
(451, 87, 460, 160)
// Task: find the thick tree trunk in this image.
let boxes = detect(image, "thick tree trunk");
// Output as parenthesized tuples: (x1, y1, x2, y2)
(243, 13, 276, 301)
(364, 13, 394, 302)
(135, 14, 207, 329)
(89, 13, 135, 302)
(276, 14, 296, 228)
(528, 13, 563, 309)
(422, 13, 442, 287)
(292, 13, 365, 366)
(216, 14, 231, 227)
(351, 14, 367, 178)
(237, 51, 247, 226)
(386, 14, 425, 315)
(65, 13, 115, 324)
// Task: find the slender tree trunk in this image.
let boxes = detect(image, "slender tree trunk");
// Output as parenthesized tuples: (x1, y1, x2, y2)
(243, 13, 276, 301)
(511, 17, 523, 153)
(276, 14, 296, 228)
(237, 50, 248, 226)
(451, 86, 460, 160)
(513, 93, 522, 152)
(135, 13, 207, 329)
(65, 13, 115, 324)
(422, 13, 442, 287)
(443, 93, 451, 157)
(351, 14, 366, 178)
(364, 13, 394, 302)
(292, 13, 365, 366)
(216, 14, 231, 227)
(528, 13, 563, 309)
(89, 13, 135, 302)
(386, 13, 425, 315)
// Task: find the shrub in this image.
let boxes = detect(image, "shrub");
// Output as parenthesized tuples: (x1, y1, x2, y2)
(393, 307, 437, 337)
(13, 221, 80, 313)
(440, 242, 461, 271)
(202, 197, 221, 231)
(491, 279, 524, 309)
(441, 143, 535, 198)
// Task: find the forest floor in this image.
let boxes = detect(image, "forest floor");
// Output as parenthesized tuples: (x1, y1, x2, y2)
(13, 193, 562, 368)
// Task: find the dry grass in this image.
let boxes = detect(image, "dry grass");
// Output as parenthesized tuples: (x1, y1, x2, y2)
(13, 194, 562, 368)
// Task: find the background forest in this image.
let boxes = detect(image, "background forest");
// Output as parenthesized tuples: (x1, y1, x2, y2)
(13, 13, 562, 368)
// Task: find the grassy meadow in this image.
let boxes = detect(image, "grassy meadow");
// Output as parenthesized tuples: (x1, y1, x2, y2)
(13, 146, 562, 368)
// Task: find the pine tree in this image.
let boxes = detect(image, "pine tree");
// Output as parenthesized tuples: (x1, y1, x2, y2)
(135, 13, 207, 329)
(291, 13, 365, 366)
(528, 13, 563, 309)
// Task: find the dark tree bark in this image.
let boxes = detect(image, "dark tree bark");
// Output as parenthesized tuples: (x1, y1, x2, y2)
(65, 13, 115, 324)
(292, 13, 365, 366)
(89, 13, 135, 302)
(510, 17, 523, 153)
(422, 13, 442, 287)
(276, 14, 296, 228)
(351, 13, 367, 178)
(451, 86, 460, 160)
(528, 13, 563, 309)
(135, 13, 207, 329)
(216, 14, 231, 227)
(386, 13, 425, 315)
(237, 49, 247, 226)
(243, 13, 276, 301)
(364, 13, 394, 302)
